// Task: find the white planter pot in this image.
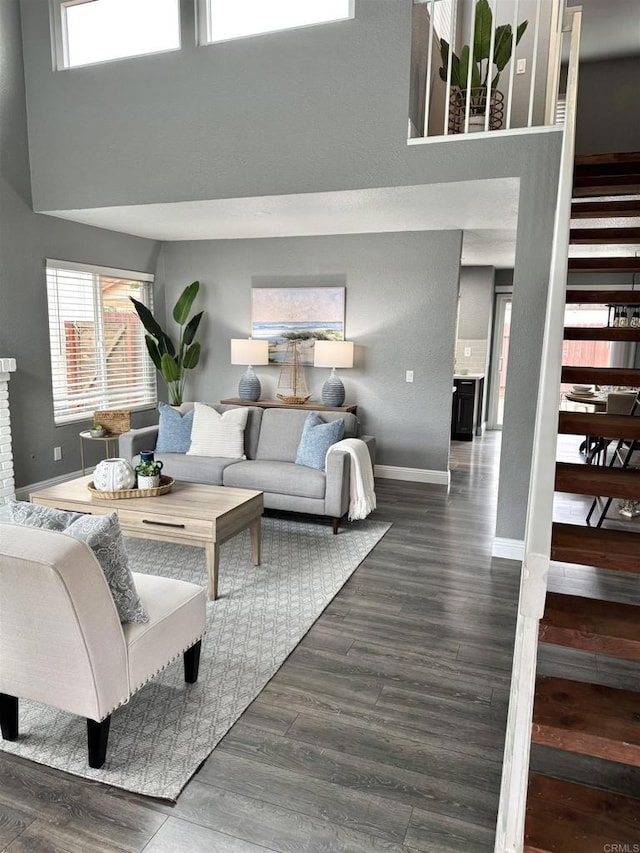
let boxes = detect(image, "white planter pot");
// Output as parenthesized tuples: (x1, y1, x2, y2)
(137, 474, 160, 490)
(93, 458, 136, 491)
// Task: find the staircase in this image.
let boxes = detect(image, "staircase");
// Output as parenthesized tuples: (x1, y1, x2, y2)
(523, 152, 640, 851)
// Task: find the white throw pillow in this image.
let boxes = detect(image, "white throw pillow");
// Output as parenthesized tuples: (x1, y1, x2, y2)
(187, 403, 249, 459)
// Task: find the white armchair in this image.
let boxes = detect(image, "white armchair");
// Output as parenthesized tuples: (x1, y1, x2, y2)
(0, 523, 206, 768)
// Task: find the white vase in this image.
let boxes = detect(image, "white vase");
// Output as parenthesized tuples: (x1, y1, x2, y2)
(93, 458, 136, 491)
(137, 474, 160, 490)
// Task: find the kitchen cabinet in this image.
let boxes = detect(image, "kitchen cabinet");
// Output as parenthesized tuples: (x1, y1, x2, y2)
(451, 375, 484, 441)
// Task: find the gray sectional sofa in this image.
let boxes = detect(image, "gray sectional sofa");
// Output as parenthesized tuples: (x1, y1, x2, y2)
(119, 403, 375, 531)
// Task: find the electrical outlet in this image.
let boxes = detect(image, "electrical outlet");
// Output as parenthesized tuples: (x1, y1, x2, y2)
(517, 58, 526, 74)
(54, 446, 62, 461)
(464, 347, 471, 357)
(405, 370, 414, 383)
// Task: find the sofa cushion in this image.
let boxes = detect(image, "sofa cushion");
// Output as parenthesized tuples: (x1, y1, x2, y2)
(223, 460, 326, 500)
(7, 500, 82, 530)
(155, 452, 240, 486)
(155, 401, 194, 453)
(255, 408, 359, 462)
(188, 403, 248, 459)
(295, 413, 345, 470)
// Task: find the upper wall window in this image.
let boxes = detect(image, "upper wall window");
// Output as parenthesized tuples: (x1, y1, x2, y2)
(51, 0, 180, 70)
(198, 0, 354, 44)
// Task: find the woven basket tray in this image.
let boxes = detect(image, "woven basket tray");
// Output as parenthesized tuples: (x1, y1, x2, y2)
(93, 409, 131, 435)
(87, 475, 174, 500)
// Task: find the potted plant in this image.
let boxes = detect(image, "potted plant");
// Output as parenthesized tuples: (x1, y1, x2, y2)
(439, 0, 528, 132)
(130, 281, 204, 406)
(90, 422, 106, 437)
(135, 459, 164, 490)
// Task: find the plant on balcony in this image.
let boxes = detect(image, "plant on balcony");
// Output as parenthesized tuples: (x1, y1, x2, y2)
(438, 0, 528, 128)
(130, 281, 204, 406)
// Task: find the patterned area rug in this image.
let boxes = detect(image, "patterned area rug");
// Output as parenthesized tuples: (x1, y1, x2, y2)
(0, 516, 390, 800)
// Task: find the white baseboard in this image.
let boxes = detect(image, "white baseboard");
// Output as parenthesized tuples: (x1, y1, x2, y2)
(375, 465, 450, 487)
(492, 537, 525, 561)
(15, 468, 91, 501)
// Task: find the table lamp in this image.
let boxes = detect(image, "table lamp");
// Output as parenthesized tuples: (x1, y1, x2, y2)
(230, 338, 269, 401)
(313, 340, 354, 406)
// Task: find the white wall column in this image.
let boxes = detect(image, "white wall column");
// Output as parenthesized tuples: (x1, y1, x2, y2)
(0, 358, 17, 503)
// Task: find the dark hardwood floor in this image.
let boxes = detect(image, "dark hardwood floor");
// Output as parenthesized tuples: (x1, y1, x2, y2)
(0, 434, 529, 852)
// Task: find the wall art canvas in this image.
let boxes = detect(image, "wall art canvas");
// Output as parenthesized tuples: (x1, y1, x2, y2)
(251, 287, 345, 364)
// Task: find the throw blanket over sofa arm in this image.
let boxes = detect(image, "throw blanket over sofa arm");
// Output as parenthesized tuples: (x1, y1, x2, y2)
(324, 434, 377, 522)
(119, 425, 160, 461)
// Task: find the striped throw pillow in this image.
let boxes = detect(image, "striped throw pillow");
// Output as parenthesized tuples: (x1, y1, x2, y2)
(187, 403, 248, 459)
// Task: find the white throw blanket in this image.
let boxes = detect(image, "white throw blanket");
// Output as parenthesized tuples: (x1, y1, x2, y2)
(327, 438, 376, 521)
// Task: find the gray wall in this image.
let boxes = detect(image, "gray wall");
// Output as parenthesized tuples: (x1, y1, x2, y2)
(458, 267, 495, 341)
(15, 0, 565, 539)
(574, 56, 640, 154)
(161, 231, 463, 473)
(0, 0, 160, 489)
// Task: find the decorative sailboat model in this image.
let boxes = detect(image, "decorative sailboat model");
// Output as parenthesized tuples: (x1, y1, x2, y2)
(276, 340, 311, 404)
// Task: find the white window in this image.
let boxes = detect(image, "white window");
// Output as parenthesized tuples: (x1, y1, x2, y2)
(46, 261, 157, 425)
(198, 0, 353, 45)
(51, 0, 180, 70)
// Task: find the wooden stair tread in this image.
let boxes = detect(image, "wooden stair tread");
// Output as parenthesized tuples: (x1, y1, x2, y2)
(555, 461, 640, 500)
(568, 257, 640, 273)
(563, 327, 640, 341)
(540, 592, 640, 658)
(571, 199, 640, 218)
(532, 676, 640, 766)
(525, 773, 640, 852)
(574, 152, 640, 167)
(566, 289, 640, 304)
(551, 522, 640, 574)
(558, 411, 640, 440)
(562, 366, 640, 386)
(572, 178, 640, 197)
(570, 227, 640, 244)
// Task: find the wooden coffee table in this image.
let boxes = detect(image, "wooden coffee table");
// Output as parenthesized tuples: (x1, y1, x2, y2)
(29, 476, 263, 601)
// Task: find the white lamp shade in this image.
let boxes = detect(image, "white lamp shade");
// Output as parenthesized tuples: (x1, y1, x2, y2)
(230, 338, 269, 365)
(313, 340, 354, 369)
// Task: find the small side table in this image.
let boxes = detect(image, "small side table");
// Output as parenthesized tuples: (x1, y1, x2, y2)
(79, 431, 120, 475)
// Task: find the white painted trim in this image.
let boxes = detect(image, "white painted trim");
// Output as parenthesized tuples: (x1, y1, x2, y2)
(15, 468, 92, 502)
(492, 537, 525, 561)
(47, 259, 154, 282)
(375, 465, 450, 487)
(407, 125, 563, 146)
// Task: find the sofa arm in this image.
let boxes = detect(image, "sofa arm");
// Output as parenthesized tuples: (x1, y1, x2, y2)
(325, 450, 351, 519)
(118, 426, 159, 462)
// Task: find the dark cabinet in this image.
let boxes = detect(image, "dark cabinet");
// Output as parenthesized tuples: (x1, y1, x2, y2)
(451, 377, 484, 441)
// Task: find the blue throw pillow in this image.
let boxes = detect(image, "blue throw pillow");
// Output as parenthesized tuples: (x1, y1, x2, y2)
(295, 413, 345, 471)
(155, 402, 194, 453)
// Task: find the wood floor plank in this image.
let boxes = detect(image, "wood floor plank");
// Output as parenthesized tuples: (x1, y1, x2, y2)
(0, 803, 34, 851)
(142, 817, 279, 853)
(405, 806, 495, 853)
(197, 750, 413, 843)
(220, 724, 500, 830)
(172, 781, 412, 853)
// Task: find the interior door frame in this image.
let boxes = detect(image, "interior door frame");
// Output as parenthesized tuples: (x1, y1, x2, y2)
(487, 290, 512, 430)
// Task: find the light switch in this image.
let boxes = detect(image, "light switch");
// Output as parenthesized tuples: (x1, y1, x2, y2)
(464, 347, 471, 357)
(517, 58, 526, 74)
(405, 370, 414, 383)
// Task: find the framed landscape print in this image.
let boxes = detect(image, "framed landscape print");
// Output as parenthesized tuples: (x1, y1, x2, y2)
(251, 286, 345, 364)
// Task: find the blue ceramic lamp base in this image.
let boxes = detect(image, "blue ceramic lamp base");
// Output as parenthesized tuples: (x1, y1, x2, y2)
(238, 366, 261, 402)
(321, 369, 345, 407)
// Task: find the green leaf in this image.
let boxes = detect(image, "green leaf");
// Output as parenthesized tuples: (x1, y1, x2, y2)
(493, 23, 513, 72)
(158, 331, 176, 358)
(130, 297, 164, 340)
(473, 0, 493, 61)
(144, 336, 162, 370)
(172, 281, 200, 326)
(160, 353, 181, 383)
(439, 40, 462, 88)
(183, 341, 201, 370)
(183, 311, 204, 346)
(516, 20, 528, 46)
(459, 44, 470, 89)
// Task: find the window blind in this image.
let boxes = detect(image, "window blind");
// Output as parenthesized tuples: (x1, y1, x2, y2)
(46, 262, 157, 425)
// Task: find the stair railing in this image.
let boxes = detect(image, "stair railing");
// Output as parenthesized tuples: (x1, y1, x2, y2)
(494, 4, 582, 852)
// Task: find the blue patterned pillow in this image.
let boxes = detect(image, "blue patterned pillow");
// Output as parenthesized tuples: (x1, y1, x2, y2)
(295, 413, 345, 471)
(155, 402, 194, 453)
